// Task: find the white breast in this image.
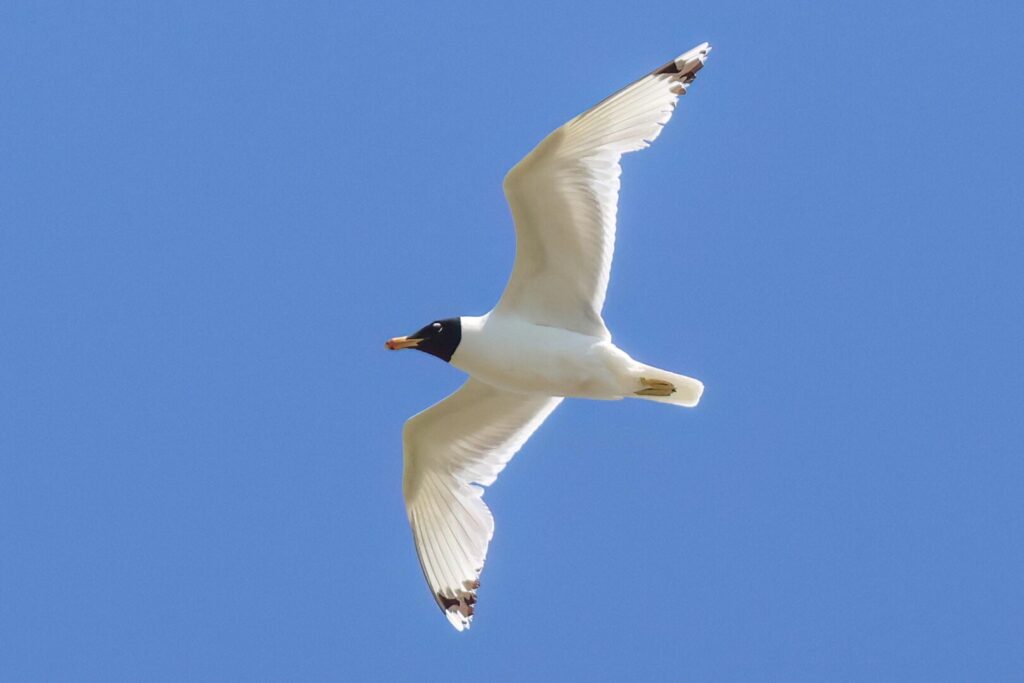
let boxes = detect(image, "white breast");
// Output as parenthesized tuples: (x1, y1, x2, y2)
(451, 314, 634, 399)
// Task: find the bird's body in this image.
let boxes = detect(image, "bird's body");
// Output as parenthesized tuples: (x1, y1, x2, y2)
(454, 313, 703, 403)
(454, 314, 630, 400)
(387, 42, 714, 630)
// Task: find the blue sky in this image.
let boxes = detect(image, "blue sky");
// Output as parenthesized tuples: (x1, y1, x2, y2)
(2, 1, 1022, 680)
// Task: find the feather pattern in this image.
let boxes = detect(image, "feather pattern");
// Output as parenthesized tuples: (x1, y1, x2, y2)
(403, 379, 562, 630)
(497, 43, 712, 338)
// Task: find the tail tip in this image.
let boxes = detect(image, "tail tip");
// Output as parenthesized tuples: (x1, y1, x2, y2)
(683, 379, 705, 407)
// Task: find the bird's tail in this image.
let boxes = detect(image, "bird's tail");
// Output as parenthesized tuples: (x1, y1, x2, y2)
(629, 364, 704, 407)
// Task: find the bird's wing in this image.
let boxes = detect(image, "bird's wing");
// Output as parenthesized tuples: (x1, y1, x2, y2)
(403, 379, 562, 630)
(497, 43, 712, 339)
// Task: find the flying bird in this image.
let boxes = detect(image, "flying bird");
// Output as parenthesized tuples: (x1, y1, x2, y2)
(387, 43, 712, 630)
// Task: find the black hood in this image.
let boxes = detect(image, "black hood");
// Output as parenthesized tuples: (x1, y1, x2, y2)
(408, 317, 462, 362)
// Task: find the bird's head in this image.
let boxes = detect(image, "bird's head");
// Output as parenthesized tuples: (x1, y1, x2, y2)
(386, 317, 462, 363)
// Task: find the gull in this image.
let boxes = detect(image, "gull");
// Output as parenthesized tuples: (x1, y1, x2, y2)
(387, 43, 712, 630)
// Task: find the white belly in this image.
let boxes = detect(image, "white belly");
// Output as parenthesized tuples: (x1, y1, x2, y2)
(450, 314, 636, 399)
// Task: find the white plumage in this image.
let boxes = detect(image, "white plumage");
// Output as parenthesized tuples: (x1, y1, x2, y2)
(403, 380, 562, 630)
(389, 43, 713, 630)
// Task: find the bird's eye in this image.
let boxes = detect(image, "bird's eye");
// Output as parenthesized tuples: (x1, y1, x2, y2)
(433, 323, 442, 330)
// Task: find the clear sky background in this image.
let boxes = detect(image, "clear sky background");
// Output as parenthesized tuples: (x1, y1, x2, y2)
(2, 1, 1022, 680)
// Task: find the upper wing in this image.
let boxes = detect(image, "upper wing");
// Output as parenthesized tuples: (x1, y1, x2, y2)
(496, 43, 712, 339)
(402, 379, 562, 630)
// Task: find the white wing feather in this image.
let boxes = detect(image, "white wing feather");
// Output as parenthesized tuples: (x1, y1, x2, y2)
(403, 379, 562, 630)
(497, 42, 712, 338)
